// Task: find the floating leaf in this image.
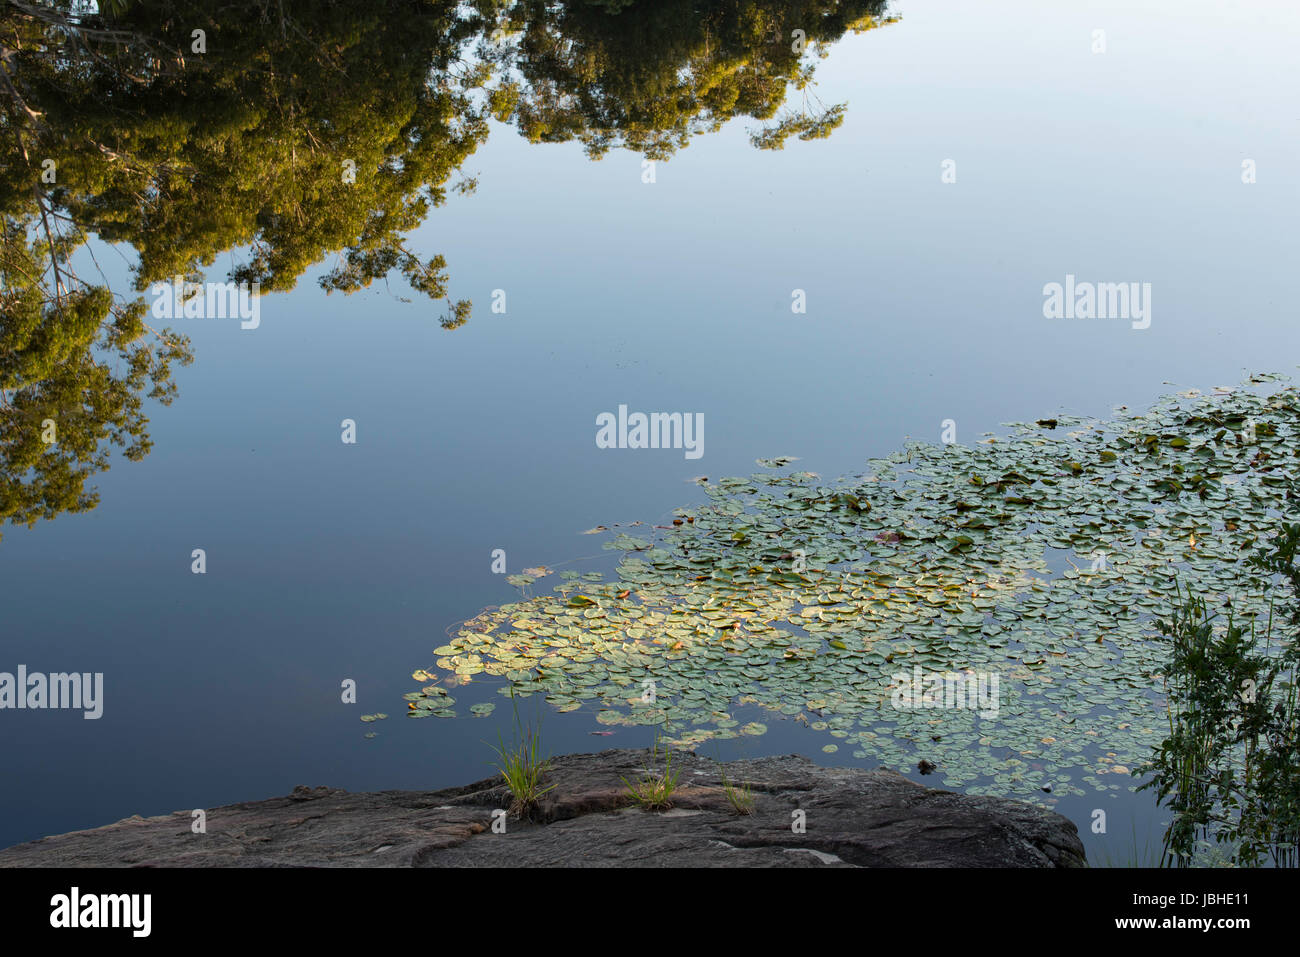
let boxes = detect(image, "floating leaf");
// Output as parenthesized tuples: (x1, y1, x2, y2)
(409, 376, 1300, 805)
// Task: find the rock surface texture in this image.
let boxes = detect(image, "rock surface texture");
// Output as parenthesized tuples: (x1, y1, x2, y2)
(0, 749, 1086, 867)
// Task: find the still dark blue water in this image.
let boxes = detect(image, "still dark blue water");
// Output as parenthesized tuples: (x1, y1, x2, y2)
(2, 0, 1298, 864)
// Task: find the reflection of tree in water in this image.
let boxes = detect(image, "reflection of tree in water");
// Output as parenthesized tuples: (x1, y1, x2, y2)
(0, 0, 897, 535)
(489, 0, 897, 157)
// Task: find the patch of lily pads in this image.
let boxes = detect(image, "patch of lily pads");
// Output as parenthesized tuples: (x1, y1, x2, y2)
(409, 375, 1297, 802)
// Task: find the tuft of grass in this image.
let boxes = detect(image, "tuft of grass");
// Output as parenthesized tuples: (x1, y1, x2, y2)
(719, 770, 755, 815)
(490, 693, 555, 819)
(622, 737, 681, 811)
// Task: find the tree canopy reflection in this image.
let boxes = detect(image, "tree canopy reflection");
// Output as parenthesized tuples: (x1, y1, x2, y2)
(0, 0, 895, 536)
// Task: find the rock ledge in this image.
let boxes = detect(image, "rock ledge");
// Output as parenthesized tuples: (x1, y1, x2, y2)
(0, 749, 1086, 867)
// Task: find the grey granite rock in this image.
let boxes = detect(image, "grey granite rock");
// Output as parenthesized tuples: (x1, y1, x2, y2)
(0, 749, 1086, 867)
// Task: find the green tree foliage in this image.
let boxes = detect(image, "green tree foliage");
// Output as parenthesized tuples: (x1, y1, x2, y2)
(2, 0, 490, 536)
(2, 0, 491, 307)
(0, 220, 192, 538)
(480, 0, 897, 159)
(1, 0, 893, 535)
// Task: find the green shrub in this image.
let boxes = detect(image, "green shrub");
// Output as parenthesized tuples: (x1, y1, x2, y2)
(1139, 524, 1300, 867)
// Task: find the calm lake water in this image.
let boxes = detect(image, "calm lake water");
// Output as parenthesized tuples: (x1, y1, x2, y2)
(2, 0, 1299, 862)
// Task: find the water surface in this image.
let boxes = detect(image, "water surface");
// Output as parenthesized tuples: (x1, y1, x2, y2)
(2, 0, 1298, 862)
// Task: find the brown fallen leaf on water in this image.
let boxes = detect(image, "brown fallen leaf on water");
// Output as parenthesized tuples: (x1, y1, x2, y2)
(589, 731, 615, 736)
(522, 566, 550, 578)
(616, 590, 630, 599)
